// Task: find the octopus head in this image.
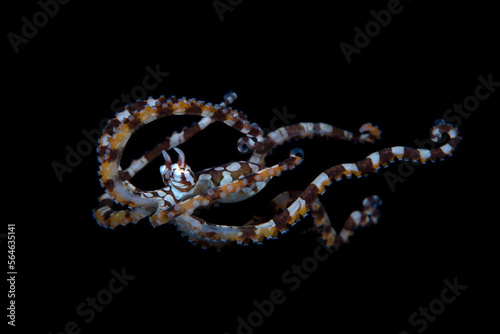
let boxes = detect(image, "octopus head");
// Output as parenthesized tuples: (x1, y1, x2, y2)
(160, 148, 196, 192)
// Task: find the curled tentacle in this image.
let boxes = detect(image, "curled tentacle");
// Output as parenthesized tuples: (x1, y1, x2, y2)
(290, 147, 304, 160)
(188, 120, 458, 247)
(121, 92, 240, 180)
(121, 117, 214, 181)
(95, 101, 459, 251)
(219, 91, 238, 107)
(308, 195, 382, 248)
(249, 122, 381, 164)
(237, 134, 266, 153)
(96, 96, 266, 209)
(263, 120, 460, 234)
(161, 194, 382, 250)
(330, 195, 382, 248)
(358, 122, 382, 144)
(430, 119, 454, 144)
(237, 136, 254, 153)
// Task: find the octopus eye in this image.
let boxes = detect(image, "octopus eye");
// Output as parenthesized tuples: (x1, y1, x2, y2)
(174, 147, 187, 168)
(162, 150, 173, 169)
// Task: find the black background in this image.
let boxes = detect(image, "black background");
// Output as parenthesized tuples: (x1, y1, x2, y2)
(4, 0, 498, 333)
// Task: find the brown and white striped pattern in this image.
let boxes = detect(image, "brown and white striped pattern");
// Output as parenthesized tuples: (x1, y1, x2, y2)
(261, 122, 459, 234)
(305, 195, 382, 248)
(169, 121, 458, 249)
(97, 96, 266, 208)
(149, 150, 304, 226)
(121, 117, 214, 181)
(93, 91, 460, 251)
(161, 193, 381, 250)
(250, 122, 381, 164)
(94, 94, 268, 228)
(120, 94, 237, 180)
